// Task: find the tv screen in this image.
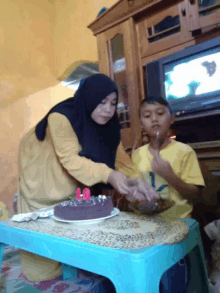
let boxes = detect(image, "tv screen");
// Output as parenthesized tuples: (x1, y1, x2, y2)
(146, 36, 220, 118)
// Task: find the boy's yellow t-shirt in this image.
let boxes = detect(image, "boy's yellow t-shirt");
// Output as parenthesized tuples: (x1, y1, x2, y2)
(131, 140, 205, 219)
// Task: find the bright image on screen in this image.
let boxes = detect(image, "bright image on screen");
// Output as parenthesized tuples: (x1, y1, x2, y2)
(164, 51, 220, 101)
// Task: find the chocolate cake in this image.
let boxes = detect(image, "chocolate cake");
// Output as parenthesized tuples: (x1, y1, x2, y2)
(54, 195, 114, 221)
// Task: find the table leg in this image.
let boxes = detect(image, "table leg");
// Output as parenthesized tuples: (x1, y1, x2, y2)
(0, 243, 6, 277)
(62, 263, 78, 280)
(193, 225, 211, 293)
(108, 272, 162, 293)
(106, 246, 210, 292)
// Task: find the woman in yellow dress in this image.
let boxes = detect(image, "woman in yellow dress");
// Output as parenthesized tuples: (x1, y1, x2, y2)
(17, 74, 159, 282)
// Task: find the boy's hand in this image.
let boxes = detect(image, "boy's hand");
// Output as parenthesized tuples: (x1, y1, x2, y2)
(152, 154, 173, 179)
(151, 132, 173, 179)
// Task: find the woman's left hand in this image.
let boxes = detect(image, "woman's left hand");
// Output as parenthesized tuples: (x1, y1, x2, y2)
(136, 178, 160, 201)
(107, 171, 131, 195)
(126, 178, 160, 202)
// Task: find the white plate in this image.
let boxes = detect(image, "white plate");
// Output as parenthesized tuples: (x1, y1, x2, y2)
(52, 208, 120, 225)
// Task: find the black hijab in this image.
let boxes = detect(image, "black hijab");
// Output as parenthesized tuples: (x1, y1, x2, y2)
(35, 74, 121, 189)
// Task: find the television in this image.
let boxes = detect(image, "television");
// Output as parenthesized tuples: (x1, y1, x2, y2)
(146, 36, 220, 119)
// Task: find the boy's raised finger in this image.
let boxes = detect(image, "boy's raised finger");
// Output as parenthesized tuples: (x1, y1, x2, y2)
(152, 131, 160, 156)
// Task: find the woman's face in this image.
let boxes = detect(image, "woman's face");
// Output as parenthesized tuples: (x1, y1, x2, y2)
(91, 92, 117, 125)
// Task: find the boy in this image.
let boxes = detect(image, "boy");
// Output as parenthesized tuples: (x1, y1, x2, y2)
(131, 96, 206, 292)
(131, 96, 205, 219)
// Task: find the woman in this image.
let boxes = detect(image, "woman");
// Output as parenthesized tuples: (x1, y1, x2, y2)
(17, 74, 158, 282)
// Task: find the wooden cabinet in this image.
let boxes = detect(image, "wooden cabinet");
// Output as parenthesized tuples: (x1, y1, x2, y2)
(187, 0, 220, 32)
(88, 0, 220, 154)
(136, 0, 193, 58)
(96, 19, 141, 149)
(88, 0, 220, 210)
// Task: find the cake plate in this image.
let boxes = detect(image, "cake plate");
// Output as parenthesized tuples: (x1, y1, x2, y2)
(52, 208, 120, 225)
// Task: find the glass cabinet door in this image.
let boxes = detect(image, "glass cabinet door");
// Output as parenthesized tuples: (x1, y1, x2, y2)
(97, 19, 141, 149)
(110, 34, 131, 130)
(188, 0, 220, 30)
(198, 0, 220, 15)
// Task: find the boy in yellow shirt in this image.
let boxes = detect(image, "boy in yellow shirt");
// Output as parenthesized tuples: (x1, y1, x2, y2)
(131, 96, 205, 219)
(131, 96, 209, 291)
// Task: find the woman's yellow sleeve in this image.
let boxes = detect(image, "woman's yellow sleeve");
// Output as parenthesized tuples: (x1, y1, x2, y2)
(0, 202, 8, 220)
(48, 113, 112, 186)
(115, 142, 140, 178)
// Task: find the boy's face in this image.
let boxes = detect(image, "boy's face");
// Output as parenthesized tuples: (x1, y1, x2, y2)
(140, 102, 175, 138)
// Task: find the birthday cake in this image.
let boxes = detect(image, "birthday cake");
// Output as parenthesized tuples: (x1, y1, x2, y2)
(54, 195, 114, 221)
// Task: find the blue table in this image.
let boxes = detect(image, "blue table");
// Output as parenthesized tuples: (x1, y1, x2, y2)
(0, 218, 210, 292)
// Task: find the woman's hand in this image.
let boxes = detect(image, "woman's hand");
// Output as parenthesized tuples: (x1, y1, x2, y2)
(137, 178, 160, 201)
(126, 178, 160, 202)
(126, 186, 146, 202)
(107, 171, 130, 195)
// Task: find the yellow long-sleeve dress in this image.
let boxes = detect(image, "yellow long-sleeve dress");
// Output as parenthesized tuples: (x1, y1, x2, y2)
(17, 112, 139, 282)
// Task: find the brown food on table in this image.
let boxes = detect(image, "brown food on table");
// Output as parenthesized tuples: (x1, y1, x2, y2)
(129, 198, 175, 215)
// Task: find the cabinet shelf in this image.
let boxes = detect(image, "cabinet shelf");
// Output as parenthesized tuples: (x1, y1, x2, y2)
(199, 3, 220, 14)
(148, 25, 181, 42)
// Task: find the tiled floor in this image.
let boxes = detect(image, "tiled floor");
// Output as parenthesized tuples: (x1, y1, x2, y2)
(0, 245, 116, 293)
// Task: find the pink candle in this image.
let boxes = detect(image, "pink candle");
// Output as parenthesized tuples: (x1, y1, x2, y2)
(76, 188, 82, 200)
(83, 188, 91, 200)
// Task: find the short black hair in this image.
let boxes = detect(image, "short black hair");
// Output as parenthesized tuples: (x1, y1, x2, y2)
(141, 96, 172, 114)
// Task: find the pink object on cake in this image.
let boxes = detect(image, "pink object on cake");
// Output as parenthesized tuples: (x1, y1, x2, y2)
(83, 188, 90, 200)
(76, 188, 82, 200)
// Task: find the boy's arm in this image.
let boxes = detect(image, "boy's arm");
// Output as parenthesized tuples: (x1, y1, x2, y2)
(152, 149, 204, 204)
(160, 170, 200, 204)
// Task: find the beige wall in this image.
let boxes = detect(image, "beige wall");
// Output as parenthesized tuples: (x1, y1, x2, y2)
(0, 0, 57, 109)
(53, 0, 118, 79)
(0, 0, 118, 211)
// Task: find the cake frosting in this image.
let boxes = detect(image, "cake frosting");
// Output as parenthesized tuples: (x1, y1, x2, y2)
(54, 195, 114, 221)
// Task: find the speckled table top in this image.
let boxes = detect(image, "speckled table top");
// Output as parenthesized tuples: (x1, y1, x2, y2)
(6, 212, 189, 250)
